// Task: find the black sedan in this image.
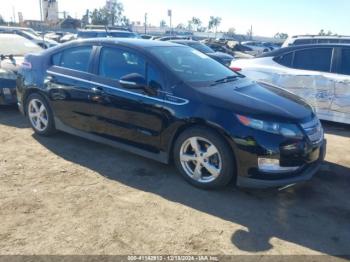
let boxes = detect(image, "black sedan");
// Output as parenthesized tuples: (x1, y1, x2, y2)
(0, 33, 43, 105)
(17, 39, 326, 189)
(170, 40, 234, 66)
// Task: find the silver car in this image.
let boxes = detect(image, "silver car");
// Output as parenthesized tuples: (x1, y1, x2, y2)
(231, 44, 350, 124)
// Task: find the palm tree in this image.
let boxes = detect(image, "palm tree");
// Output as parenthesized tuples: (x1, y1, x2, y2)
(191, 17, 202, 31)
(208, 16, 222, 37)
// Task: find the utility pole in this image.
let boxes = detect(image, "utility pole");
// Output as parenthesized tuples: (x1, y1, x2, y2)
(144, 13, 147, 34)
(12, 6, 16, 24)
(39, 0, 43, 21)
(168, 9, 172, 35)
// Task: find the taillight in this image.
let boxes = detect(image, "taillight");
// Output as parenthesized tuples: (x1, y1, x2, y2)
(21, 61, 32, 69)
(230, 66, 242, 72)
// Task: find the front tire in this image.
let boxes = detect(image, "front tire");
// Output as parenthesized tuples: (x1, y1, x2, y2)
(173, 127, 235, 189)
(26, 93, 56, 136)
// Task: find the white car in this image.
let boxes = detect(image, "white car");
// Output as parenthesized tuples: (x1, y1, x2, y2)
(230, 44, 350, 124)
(0, 27, 57, 49)
(282, 35, 350, 47)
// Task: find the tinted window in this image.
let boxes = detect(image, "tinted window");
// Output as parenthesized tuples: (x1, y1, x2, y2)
(149, 46, 239, 83)
(339, 48, 350, 75)
(274, 52, 293, 67)
(294, 39, 315, 45)
(99, 47, 146, 80)
(147, 64, 164, 90)
(53, 46, 92, 72)
(293, 48, 332, 72)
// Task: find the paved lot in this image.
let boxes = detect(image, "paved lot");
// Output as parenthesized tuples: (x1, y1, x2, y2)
(0, 106, 349, 256)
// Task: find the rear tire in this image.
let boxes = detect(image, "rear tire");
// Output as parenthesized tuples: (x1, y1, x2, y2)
(173, 127, 235, 189)
(26, 93, 56, 136)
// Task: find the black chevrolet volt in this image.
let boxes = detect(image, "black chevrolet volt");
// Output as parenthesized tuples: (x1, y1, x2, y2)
(16, 39, 326, 189)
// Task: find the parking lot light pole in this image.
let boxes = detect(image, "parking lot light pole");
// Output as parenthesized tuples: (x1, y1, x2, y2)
(144, 13, 147, 34)
(168, 9, 172, 35)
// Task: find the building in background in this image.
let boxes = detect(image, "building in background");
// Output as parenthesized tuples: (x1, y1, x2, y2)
(42, 0, 59, 24)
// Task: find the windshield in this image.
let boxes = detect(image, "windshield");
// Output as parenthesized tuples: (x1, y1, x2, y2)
(0, 34, 43, 56)
(149, 46, 238, 83)
(188, 43, 215, 54)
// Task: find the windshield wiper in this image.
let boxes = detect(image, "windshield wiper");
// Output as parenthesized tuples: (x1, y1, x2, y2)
(211, 75, 239, 86)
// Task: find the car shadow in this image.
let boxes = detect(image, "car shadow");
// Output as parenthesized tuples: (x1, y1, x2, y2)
(32, 130, 350, 256)
(0, 105, 30, 129)
(322, 120, 350, 138)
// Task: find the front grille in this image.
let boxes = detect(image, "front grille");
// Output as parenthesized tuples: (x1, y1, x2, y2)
(301, 118, 324, 144)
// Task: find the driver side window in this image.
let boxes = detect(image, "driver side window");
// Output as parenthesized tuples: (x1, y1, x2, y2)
(98, 47, 146, 80)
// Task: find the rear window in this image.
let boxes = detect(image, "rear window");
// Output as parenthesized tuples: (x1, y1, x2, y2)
(339, 48, 350, 75)
(52, 46, 92, 72)
(274, 52, 293, 67)
(293, 48, 332, 72)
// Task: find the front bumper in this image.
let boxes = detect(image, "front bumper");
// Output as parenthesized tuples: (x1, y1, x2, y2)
(236, 139, 327, 188)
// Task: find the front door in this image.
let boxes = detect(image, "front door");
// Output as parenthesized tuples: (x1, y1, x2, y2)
(87, 46, 172, 152)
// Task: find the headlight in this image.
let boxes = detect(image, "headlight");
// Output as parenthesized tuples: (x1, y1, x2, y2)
(236, 114, 303, 138)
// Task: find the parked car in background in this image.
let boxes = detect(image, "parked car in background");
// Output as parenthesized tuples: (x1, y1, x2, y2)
(241, 41, 271, 55)
(170, 40, 234, 66)
(157, 36, 191, 41)
(59, 33, 77, 43)
(17, 39, 325, 189)
(0, 26, 57, 49)
(205, 42, 254, 59)
(230, 44, 350, 124)
(282, 35, 350, 47)
(77, 29, 139, 39)
(0, 34, 43, 105)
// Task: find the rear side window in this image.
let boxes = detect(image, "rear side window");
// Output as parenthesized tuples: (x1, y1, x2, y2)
(293, 48, 332, 72)
(293, 39, 315, 45)
(99, 47, 146, 80)
(52, 46, 92, 72)
(339, 48, 350, 75)
(274, 52, 293, 67)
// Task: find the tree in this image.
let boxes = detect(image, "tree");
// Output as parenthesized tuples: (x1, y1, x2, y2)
(227, 27, 236, 36)
(89, 0, 125, 26)
(0, 15, 5, 25)
(319, 29, 334, 36)
(274, 32, 289, 39)
(160, 20, 167, 28)
(208, 16, 222, 36)
(176, 23, 185, 30)
(191, 17, 202, 31)
(246, 27, 253, 40)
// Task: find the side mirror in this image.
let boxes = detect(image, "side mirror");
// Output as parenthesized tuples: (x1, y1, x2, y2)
(119, 73, 158, 96)
(119, 73, 147, 90)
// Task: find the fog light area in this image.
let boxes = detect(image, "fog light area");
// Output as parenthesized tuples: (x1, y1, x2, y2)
(258, 158, 300, 173)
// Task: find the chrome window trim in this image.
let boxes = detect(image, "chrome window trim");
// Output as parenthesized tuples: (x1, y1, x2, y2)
(46, 70, 189, 106)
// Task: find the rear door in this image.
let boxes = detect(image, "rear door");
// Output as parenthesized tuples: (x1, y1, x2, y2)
(331, 47, 350, 121)
(45, 45, 97, 132)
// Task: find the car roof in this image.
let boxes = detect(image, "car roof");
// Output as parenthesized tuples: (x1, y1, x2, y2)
(258, 43, 350, 57)
(59, 38, 184, 49)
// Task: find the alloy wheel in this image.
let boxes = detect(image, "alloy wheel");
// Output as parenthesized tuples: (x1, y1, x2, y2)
(179, 136, 222, 183)
(28, 99, 49, 132)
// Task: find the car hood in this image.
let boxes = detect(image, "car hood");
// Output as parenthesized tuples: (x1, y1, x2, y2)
(195, 78, 314, 123)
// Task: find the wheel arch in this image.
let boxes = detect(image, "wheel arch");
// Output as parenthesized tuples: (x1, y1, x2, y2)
(166, 119, 238, 169)
(23, 88, 50, 115)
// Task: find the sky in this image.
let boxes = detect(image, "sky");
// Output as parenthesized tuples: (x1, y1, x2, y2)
(1, 0, 349, 37)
